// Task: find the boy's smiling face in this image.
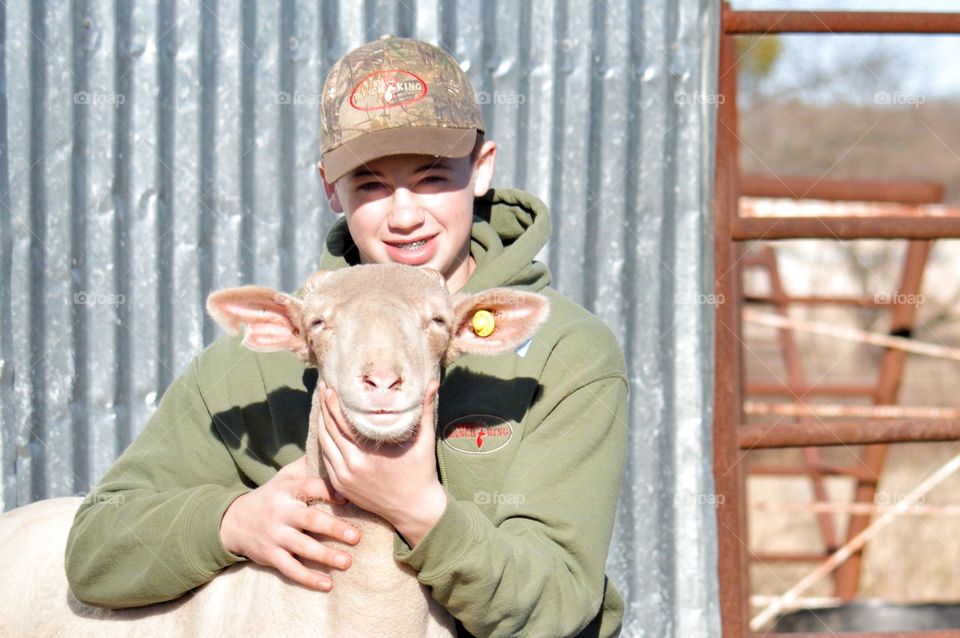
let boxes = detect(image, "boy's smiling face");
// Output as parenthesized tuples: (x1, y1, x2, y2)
(321, 140, 496, 293)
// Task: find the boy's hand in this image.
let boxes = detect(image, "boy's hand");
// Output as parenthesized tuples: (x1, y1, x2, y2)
(318, 380, 448, 548)
(219, 456, 361, 591)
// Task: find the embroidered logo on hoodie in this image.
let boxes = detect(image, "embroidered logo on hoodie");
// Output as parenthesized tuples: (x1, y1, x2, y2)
(442, 414, 513, 454)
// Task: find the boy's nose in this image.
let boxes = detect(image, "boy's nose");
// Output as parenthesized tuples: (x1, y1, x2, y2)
(388, 188, 425, 229)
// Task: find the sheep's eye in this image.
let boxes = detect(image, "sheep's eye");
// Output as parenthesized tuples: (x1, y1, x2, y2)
(310, 318, 326, 331)
(431, 316, 447, 327)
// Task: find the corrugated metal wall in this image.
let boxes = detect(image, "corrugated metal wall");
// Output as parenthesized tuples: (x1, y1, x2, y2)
(0, 0, 720, 634)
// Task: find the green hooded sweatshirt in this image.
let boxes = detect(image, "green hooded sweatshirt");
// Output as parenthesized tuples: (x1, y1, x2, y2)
(65, 188, 629, 637)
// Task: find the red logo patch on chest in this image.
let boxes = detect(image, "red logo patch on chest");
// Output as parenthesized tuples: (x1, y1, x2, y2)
(442, 415, 513, 455)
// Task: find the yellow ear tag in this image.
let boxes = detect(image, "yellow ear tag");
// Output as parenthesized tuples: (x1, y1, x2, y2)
(472, 310, 496, 337)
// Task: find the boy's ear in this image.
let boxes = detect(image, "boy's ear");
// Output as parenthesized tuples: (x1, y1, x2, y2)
(317, 161, 344, 213)
(445, 288, 549, 365)
(206, 286, 309, 361)
(472, 140, 497, 197)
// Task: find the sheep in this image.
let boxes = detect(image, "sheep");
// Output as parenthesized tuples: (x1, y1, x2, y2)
(0, 263, 550, 637)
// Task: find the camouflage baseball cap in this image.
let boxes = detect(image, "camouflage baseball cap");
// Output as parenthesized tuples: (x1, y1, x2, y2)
(320, 36, 485, 183)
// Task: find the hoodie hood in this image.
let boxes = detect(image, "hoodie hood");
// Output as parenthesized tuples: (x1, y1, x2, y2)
(319, 187, 552, 293)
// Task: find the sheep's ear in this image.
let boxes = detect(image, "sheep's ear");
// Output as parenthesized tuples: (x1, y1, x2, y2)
(445, 289, 549, 364)
(420, 268, 447, 289)
(206, 286, 307, 357)
(301, 270, 333, 296)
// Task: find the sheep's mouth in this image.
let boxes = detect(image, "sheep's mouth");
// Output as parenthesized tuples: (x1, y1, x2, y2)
(340, 404, 422, 443)
(363, 409, 403, 422)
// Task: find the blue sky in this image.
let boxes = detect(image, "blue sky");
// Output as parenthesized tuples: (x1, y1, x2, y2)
(730, 0, 960, 101)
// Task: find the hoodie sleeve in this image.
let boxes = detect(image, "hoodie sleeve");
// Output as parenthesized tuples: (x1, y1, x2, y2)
(64, 356, 250, 608)
(394, 323, 629, 637)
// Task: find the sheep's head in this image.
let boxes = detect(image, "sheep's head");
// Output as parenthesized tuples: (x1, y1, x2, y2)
(206, 264, 549, 443)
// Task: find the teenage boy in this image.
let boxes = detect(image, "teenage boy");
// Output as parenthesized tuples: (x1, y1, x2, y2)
(66, 36, 629, 637)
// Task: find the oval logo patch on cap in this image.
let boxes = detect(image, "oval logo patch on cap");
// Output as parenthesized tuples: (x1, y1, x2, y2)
(442, 414, 513, 455)
(349, 69, 428, 111)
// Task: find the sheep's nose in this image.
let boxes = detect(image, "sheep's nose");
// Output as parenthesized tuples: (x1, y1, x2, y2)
(362, 369, 403, 392)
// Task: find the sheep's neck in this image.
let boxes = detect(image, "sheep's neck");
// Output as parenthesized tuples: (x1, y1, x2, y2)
(304, 387, 401, 548)
(299, 387, 421, 600)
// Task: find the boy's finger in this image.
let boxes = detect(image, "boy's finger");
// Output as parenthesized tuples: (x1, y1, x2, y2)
(272, 550, 333, 592)
(318, 424, 346, 479)
(317, 391, 339, 449)
(424, 379, 440, 411)
(287, 530, 352, 571)
(322, 386, 358, 447)
(299, 507, 361, 546)
(417, 380, 441, 437)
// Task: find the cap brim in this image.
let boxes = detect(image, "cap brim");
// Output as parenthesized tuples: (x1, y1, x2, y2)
(322, 126, 479, 184)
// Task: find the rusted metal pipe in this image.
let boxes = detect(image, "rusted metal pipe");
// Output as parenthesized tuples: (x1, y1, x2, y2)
(724, 10, 960, 34)
(751, 594, 842, 609)
(744, 309, 960, 362)
(739, 418, 960, 449)
(749, 464, 878, 482)
(740, 175, 944, 205)
(752, 501, 960, 516)
(761, 631, 960, 638)
(733, 215, 960, 240)
(748, 383, 876, 397)
(712, 30, 751, 637)
(750, 552, 831, 564)
(745, 294, 889, 307)
(744, 401, 960, 420)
